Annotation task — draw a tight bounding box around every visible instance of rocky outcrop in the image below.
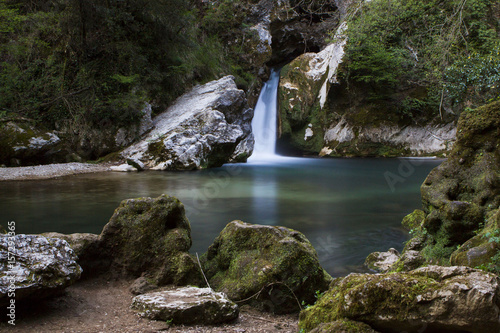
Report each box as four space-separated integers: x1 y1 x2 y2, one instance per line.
0 121 62 166
406 101 500 264
277 13 457 157
299 265 500 333
99 194 201 286
201 220 332 314
0 234 82 306
131 286 239 324
121 76 254 170
277 21 348 154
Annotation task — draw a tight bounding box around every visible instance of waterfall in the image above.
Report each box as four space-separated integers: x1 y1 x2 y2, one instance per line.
248 69 280 161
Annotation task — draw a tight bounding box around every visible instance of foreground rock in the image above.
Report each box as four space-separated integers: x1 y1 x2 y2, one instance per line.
299 265 500 333
131 286 239 324
121 76 254 170
0 234 82 306
99 194 201 286
201 221 332 314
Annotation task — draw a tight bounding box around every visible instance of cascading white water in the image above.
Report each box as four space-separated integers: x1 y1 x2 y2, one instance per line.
248 69 280 161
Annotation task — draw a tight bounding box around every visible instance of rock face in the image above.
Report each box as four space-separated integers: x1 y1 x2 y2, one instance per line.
121 76 254 170
299 265 500 333
277 13 457 157
131 287 239 324
201 221 332 314
99 194 201 286
0 234 82 306
0 121 62 166
411 101 500 264
277 21 349 155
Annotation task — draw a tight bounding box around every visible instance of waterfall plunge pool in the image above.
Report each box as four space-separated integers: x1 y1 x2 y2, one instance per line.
0 157 441 277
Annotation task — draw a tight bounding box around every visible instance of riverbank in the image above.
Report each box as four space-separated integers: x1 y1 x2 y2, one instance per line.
0 163 111 181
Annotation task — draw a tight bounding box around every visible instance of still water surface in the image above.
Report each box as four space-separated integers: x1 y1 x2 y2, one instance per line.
0 157 441 276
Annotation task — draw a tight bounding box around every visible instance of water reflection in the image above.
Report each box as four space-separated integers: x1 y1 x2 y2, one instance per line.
0 158 442 276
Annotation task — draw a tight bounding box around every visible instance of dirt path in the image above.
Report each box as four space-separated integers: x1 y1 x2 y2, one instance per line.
0 277 299 333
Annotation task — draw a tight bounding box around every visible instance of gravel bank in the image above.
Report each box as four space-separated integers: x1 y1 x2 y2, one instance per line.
0 163 111 181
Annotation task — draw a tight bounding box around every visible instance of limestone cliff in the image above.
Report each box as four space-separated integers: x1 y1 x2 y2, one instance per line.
277 12 457 157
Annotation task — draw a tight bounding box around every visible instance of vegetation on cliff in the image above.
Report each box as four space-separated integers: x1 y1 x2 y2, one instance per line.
340 0 500 118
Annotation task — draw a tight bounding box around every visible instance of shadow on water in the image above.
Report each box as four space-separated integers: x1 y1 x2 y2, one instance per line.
0 157 442 277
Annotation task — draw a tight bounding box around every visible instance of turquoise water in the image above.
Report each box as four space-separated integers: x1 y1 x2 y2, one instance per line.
0 157 441 276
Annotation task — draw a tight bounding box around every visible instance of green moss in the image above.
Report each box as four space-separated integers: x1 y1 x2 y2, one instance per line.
201 221 332 314
299 272 439 332
99 194 202 286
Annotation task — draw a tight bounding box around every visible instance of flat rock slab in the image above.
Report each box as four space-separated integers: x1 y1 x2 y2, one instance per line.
131 287 239 325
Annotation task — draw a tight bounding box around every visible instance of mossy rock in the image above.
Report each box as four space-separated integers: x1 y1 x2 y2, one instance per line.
99 194 202 286
201 221 332 314
309 319 379 333
402 209 426 231
299 266 500 333
418 101 500 262
450 209 500 269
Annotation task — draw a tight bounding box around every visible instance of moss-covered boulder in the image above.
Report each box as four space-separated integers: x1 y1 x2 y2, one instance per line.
99 194 201 286
450 209 500 271
299 266 500 333
201 221 332 314
418 101 500 263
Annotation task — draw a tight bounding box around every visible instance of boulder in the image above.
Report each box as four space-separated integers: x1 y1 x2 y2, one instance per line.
131 286 239 324
0 121 62 166
0 234 82 306
99 194 201 286
201 221 332 314
299 265 500 333
121 76 254 170
364 248 400 272
41 232 103 277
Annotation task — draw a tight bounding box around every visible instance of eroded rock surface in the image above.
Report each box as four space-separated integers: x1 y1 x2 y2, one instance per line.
131 286 239 324
121 76 253 170
299 265 500 333
0 234 82 306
